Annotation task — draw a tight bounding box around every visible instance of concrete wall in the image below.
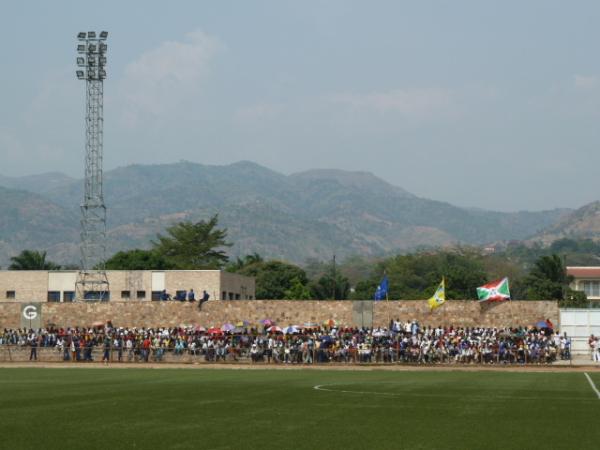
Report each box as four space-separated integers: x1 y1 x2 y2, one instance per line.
0 271 48 301
164 271 221 300
0 300 559 330
220 271 255 300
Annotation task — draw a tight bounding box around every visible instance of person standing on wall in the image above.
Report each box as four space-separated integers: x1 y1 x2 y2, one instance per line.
102 336 111 364
29 334 38 361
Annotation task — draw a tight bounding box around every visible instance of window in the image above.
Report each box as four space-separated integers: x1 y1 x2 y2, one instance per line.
47 291 60 302
151 291 162 301
175 290 187 301
235 293 240 300
582 281 600 298
228 292 234 300
84 291 110 301
121 290 131 300
6 290 15 299
63 291 75 302
222 291 226 301
137 290 146 299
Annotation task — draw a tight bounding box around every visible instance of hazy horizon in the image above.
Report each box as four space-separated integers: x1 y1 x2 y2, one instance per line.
2 1 600 212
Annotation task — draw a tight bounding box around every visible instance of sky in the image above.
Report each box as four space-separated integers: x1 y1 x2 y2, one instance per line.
1 1 600 212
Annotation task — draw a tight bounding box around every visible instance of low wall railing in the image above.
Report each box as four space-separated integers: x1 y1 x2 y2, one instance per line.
0 344 573 366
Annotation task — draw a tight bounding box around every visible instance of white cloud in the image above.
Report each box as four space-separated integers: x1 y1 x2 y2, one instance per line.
328 87 454 118
119 30 222 127
574 75 600 90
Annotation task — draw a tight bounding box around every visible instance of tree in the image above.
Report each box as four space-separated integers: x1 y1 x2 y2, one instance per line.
350 250 488 300
525 254 572 300
152 215 231 269
237 260 309 299
559 289 588 308
9 250 60 270
226 253 264 272
284 277 312 300
104 249 172 270
309 268 351 300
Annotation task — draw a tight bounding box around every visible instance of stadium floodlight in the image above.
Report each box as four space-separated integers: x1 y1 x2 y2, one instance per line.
75 30 110 301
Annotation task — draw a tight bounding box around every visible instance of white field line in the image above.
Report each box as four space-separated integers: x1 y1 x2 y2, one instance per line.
584 373 600 399
313 383 594 402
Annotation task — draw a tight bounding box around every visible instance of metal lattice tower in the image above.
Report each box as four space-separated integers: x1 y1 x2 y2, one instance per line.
75 31 109 301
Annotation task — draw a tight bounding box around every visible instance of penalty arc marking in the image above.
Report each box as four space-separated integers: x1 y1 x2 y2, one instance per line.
313 383 597 402
314 384 401 397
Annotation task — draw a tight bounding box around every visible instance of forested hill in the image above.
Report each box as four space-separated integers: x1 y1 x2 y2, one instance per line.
531 201 600 245
0 161 569 266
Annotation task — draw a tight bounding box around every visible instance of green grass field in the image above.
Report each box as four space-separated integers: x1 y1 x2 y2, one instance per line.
0 368 599 450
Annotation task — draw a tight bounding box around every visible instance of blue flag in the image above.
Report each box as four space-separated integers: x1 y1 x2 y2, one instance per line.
374 275 389 301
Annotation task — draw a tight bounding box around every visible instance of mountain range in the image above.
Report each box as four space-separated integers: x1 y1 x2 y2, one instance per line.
0 161 592 267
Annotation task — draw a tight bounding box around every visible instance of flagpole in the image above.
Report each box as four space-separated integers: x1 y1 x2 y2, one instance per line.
386 290 390 331
509 294 515 329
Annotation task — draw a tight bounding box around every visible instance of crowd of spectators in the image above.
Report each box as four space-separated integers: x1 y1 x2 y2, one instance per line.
0 319 571 365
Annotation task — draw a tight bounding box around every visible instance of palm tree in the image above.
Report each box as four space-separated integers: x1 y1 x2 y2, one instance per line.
9 250 61 270
227 252 264 272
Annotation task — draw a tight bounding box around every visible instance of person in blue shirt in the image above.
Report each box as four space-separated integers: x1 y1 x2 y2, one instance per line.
187 289 195 302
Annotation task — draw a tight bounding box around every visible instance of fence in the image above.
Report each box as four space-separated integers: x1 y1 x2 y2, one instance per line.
559 308 600 356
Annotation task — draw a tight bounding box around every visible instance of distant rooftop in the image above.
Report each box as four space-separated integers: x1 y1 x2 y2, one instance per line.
566 266 600 278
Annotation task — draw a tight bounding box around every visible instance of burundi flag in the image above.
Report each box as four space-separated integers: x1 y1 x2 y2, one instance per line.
477 277 510 302
428 278 445 310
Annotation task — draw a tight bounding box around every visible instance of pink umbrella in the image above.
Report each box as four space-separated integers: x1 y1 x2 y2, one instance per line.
260 319 274 326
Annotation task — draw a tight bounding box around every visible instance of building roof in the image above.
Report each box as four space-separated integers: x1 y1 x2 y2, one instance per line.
566 266 600 278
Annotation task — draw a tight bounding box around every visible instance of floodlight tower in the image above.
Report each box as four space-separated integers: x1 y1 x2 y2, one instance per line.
74 31 110 301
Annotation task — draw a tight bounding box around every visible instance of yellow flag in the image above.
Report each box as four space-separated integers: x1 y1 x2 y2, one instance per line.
428 278 445 310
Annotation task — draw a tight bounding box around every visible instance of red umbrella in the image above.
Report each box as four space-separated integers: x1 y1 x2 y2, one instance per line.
208 327 223 335
267 325 283 333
